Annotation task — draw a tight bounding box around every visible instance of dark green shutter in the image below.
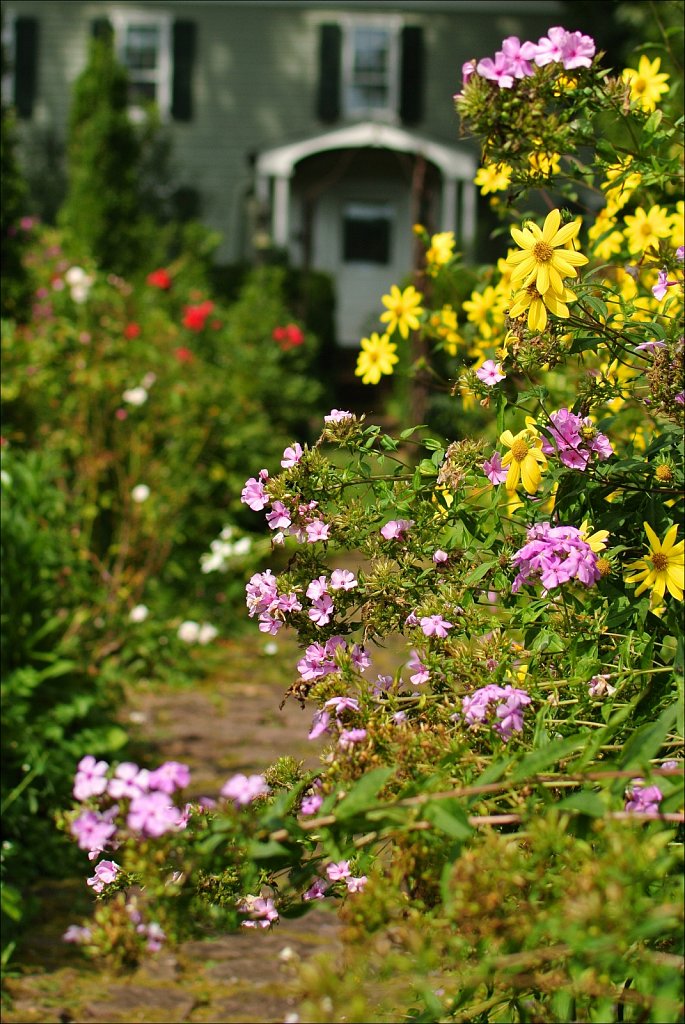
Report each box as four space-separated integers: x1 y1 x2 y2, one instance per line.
317 23 341 123
14 17 38 119
399 25 423 125
171 20 196 121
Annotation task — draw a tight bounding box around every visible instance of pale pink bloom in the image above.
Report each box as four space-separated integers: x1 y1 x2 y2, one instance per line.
303 878 330 901
73 756 109 801
420 615 453 638
432 550 449 564
476 359 506 386
306 575 329 600
281 443 303 468
330 568 357 591
380 519 414 540
482 451 508 485
345 875 368 893
338 728 367 749
326 860 351 881
476 52 515 89
305 520 331 543
221 773 269 805
309 593 335 626
324 409 354 423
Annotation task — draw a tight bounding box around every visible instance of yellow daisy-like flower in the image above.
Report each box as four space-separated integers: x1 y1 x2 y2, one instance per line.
623 204 672 255
355 332 399 385
499 426 547 494
428 305 462 355
425 232 456 276
669 201 684 248
601 158 642 210
380 284 424 339
474 162 513 195
580 520 609 553
462 286 505 339
507 209 588 297
528 151 561 177
624 522 684 601
622 55 670 113
508 282 576 332
588 209 625 262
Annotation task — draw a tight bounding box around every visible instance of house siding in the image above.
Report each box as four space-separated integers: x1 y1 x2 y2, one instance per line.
6 1 562 262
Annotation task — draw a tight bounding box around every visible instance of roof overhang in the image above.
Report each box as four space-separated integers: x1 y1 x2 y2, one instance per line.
256 120 476 181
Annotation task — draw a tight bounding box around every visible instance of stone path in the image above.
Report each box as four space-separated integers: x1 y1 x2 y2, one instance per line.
3 632 343 1024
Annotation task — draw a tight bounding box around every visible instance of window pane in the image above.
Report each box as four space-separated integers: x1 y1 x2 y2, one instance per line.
343 204 392 264
128 80 157 105
353 27 389 75
124 25 159 71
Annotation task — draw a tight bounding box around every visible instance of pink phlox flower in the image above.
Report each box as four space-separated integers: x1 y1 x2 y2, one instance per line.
500 36 537 78
482 451 508 485
394 711 407 724
239 896 279 928
86 859 120 894
380 518 414 540
139 921 166 951
73 755 109 801
635 339 667 354
245 570 279 616
70 810 117 853
309 593 335 626
588 674 616 698
281 443 303 468
345 875 368 893
512 522 600 593
305 519 331 543
300 793 323 815
258 610 284 635
107 761 148 800
303 878 330 901
433 549 449 564
308 708 331 740
624 780 663 816
147 761 191 795
373 674 394 695
276 592 302 615
476 52 515 88
541 409 613 469
461 60 476 86
476 360 506 386
63 925 92 944
338 728 367 749
324 409 354 423
241 474 270 511
220 773 270 805
407 649 431 685
350 644 371 671
675 391 685 404
324 696 360 716
330 568 358 591
652 269 679 301
462 684 530 741
306 575 329 600
405 610 419 627
127 791 185 837
297 642 332 682
420 614 453 638
326 860 352 881
266 501 292 531
532 26 570 66
560 30 595 69
677 246 684 261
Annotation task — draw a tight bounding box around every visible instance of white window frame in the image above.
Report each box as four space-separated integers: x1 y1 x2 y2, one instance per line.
109 8 171 122
340 14 402 123
1 9 17 110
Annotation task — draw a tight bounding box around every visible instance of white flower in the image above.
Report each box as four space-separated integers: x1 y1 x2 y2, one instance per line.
131 484 150 503
122 386 148 406
129 604 149 623
65 266 89 286
198 623 218 645
177 620 200 643
141 372 157 389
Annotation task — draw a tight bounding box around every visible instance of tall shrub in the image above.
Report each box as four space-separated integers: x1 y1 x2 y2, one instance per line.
58 26 145 276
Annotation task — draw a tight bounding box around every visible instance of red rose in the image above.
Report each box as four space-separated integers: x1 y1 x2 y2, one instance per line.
182 300 214 331
174 346 194 363
147 268 172 289
124 323 141 339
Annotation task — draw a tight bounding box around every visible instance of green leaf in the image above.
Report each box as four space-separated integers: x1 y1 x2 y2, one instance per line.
511 735 589 783
617 702 678 770
335 766 394 820
557 790 605 817
461 561 495 585
422 798 473 839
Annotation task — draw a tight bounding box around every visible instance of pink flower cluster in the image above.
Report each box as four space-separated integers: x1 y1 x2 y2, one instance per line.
461 684 532 741
70 757 192 857
511 523 601 594
241 465 331 544
238 895 279 929
465 26 595 91
245 568 302 634
541 409 613 470
297 635 369 685
220 773 269 805
303 862 367 900
624 779 663 816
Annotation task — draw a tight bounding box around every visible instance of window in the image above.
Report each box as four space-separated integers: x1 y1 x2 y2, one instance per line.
110 11 171 119
342 18 400 120
342 202 393 264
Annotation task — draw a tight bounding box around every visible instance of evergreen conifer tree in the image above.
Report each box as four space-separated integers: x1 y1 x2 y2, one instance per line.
58 25 145 276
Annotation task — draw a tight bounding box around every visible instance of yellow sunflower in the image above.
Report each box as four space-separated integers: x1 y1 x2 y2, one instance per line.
425 232 456 276
355 332 399 385
507 209 588 297
623 205 672 255
622 55 670 113
499 426 547 494
474 162 513 195
624 523 684 601
380 284 424 339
